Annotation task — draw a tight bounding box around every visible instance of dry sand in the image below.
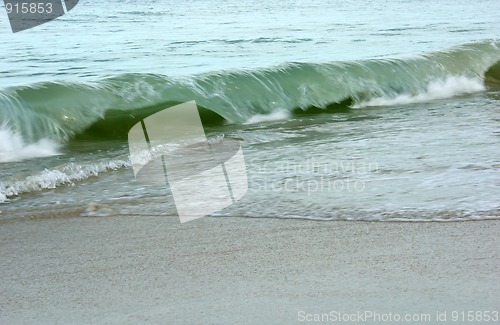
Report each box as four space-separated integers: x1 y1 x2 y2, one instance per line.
0 215 498 324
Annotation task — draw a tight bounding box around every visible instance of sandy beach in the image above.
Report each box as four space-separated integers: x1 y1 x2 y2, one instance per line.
0 215 498 324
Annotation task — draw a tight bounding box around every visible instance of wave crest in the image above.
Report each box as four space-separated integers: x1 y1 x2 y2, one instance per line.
0 41 499 145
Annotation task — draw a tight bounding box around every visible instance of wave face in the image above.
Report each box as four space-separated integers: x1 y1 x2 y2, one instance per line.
1 41 499 147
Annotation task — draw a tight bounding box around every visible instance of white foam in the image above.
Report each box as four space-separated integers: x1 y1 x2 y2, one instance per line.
244 110 291 124
0 160 130 203
355 75 485 108
0 126 61 163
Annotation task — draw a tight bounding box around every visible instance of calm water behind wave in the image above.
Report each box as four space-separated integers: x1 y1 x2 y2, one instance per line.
1 0 499 86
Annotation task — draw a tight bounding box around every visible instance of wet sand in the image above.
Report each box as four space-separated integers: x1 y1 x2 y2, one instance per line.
0 215 498 324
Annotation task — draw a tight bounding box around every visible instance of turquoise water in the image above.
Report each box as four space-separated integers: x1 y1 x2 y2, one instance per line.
0 0 499 220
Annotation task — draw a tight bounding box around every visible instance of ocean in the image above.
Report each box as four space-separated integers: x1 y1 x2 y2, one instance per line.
1 0 499 221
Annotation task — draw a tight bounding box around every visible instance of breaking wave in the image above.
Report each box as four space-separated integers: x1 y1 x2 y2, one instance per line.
0 125 60 163
0 40 499 149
